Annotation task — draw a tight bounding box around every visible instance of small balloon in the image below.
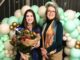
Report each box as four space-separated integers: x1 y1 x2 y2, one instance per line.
1 18 8 24
0 24 10 34
31 5 39 13
14 9 22 18
8 16 18 25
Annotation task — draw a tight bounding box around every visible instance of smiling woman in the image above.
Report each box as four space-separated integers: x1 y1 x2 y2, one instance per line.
41 2 63 60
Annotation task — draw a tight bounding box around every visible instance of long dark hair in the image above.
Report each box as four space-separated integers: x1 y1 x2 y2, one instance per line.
20 9 37 28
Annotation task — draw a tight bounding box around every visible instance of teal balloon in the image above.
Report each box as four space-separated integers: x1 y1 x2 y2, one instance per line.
70 57 80 60
3 57 12 60
60 14 65 20
70 48 80 58
0 35 9 42
77 35 80 41
60 20 65 26
70 29 79 39
75 12 80 18
1 18 8 24
73 18 80 26
31 5 39 13
8 16 18 25
35 14 40 23
18 16 23 24
38 17 45 27
0 51 5 58
58 7 64 16
0 41 4 51
64 21 76 33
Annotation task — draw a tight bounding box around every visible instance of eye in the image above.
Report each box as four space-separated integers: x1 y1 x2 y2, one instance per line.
48 10 55 13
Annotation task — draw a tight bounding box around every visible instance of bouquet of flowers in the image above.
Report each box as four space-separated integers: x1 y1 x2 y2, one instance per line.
10 29 40 54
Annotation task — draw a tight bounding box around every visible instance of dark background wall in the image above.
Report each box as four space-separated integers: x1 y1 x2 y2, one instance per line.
0 0 80 21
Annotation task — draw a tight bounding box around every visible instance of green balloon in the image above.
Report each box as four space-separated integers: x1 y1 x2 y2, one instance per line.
75 12 80 18
64 20 76 33
70 48 80 58
77 35 80 41
0 51 5 59
8 16 18 25
70 29 79 39
38 17 45 27
3 57 12 60
1 35 9 42
58 7 64 16
70 57 80 60
0 41 4 51
18 16 23 24
73 18 80 26
35 14 40 23
31 5 39 13
1 18 8 24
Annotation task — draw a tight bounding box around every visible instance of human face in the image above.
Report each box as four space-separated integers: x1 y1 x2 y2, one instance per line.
26 12 34 24
47 6 56 20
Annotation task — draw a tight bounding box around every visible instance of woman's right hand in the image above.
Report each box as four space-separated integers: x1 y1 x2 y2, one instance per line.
41 48 48 59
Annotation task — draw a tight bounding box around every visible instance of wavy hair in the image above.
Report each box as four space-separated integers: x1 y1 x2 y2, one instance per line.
45 2 60 21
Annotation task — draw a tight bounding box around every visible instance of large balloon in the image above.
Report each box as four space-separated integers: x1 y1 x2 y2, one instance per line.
21 5 31 15
31 5 39 13
14 9 22 18
1 18 8 24
70 29 79 39
0 24 10 34
64 10 76 20
64 20 76 33
38 6 46 18
70 48 80 60
7 16 18 25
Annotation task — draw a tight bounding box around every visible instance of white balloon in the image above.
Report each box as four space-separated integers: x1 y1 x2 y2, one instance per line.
14 9 22 18
66 39 76 48
0 24 10 34
65 9 76 20
64 56 69 60
64 47 71 56
21 5 31 15
38 6 46 18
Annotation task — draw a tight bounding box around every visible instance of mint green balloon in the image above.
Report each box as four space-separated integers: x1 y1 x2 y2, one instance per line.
38 17 45 27
58 7 64 16
64 21 76 33
8 16 18 25
35 14 40 23
31 5 39 13
73 18 80 26
0 41 4 51
77 35 80 41
3 57 12 60
70 57 80 60
1 18 8 24
0 51 5 58
60 20 65 26
75 12 80 18
70 29 79 39
60 14 65 20
18 16 23 24
70 48 80 58
0 35 9 42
